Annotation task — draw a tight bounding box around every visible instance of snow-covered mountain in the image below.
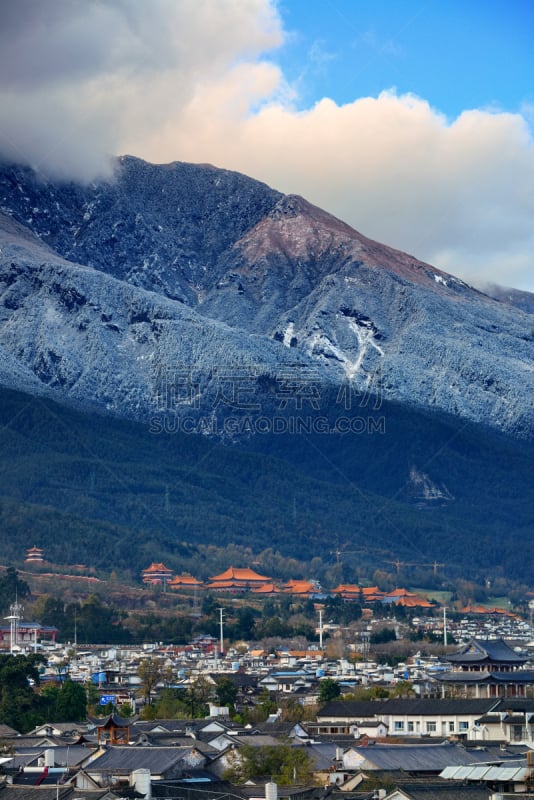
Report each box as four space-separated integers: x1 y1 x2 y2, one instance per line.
0 155 532 440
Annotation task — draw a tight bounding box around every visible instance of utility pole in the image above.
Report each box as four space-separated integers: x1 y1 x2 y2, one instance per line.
318 609 324 650
218 607 225 658
443 606 448 647
5 600 23 654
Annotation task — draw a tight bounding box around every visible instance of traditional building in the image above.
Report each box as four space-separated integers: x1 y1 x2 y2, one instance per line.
141 562 174 586
0 620 58 649
435 638 534 698
382 588 434 608
92 713 132 745
25 545 44 563
282 579 319 597
331 584 362 600
251 582 281 594
167 574 203 591
360 586 386 603
206 566 272 593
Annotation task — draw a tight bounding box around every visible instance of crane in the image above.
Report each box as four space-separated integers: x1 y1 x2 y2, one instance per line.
385 559 446 576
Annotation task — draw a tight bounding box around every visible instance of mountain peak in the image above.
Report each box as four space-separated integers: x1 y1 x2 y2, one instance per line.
0 155 532 440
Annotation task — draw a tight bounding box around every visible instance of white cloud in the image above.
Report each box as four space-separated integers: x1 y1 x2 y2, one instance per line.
0 0 532 292
0 0 283 180
137 85 534 292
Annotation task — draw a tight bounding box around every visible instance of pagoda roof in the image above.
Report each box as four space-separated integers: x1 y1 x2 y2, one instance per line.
361 586 384 596
90 713 133 729
397 595 434 607
205 579 248 589
251 582 281 594
331 584 361 594
384 588 419 598
460 604 493 614
168 575 203 587
208 566 271 582
142 562 173 574
445 638 528 665
283 580 316 594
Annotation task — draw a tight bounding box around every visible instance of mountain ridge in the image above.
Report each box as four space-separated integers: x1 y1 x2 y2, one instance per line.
0 155 532 440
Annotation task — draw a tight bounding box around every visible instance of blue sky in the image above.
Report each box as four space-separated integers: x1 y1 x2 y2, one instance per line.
276 0 534 119
0 0 532 290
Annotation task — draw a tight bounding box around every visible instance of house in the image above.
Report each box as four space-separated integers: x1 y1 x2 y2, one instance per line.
377 699 500 739
338 741 523 778
472 698 534 742
258 670 317 695
315 698 504 739
314 700 385 735
0 787 120 800
0 724 20 738
3 745 91 783
77 745 206 787
0 622 58 649
28 723 89 739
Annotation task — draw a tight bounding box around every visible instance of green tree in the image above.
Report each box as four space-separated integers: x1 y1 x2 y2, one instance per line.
71 595 129 644
154 688 191 718
0 568 30 614
318 678 341 704
223 743 314 785
86 682 101 715
249 687 278 723
215 676 238 713
0 653 44 733
56 679 87 720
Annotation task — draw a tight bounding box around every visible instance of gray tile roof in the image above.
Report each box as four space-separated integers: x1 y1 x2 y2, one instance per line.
445 638 528 664
318 698 497 719
347 742 522 772
385 782 491 798
86 745 195 774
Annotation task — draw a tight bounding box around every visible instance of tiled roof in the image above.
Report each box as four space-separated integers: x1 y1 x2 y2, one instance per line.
283 580 316 594
208 566 272 582
251 582 281 593
445 638 528 664
318 698 498 719
86 745 194 773
332 584 361 593
1 788 74 800
167 575 202 587
384 782 492 798
350 741 518 772
142 563 173 574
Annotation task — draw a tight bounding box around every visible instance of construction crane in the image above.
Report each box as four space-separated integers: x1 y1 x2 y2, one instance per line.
385 559 446 576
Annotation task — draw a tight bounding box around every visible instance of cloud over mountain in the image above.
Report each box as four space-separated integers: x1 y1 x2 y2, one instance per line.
0 0 532 290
